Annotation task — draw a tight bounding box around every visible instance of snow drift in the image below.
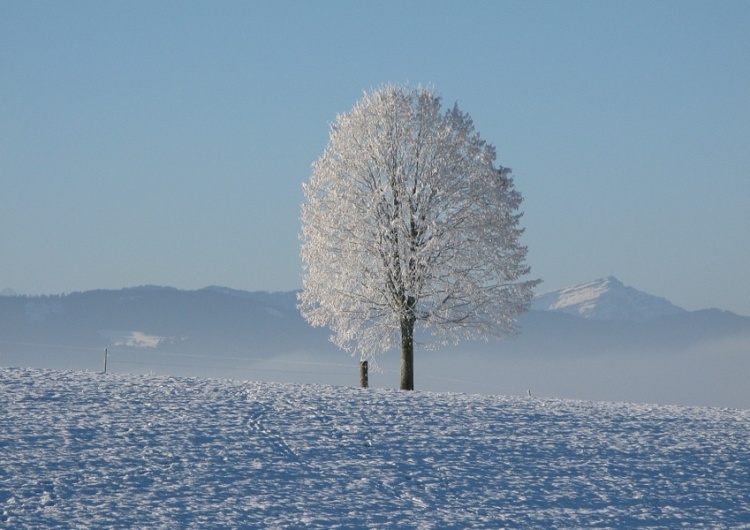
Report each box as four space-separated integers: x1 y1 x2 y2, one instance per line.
1 367 749 528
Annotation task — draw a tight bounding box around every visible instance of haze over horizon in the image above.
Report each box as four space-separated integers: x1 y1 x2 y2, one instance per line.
2 1 749 315
2 278 749 408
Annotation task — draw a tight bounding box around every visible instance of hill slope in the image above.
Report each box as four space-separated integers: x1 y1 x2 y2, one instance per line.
1 367 749 528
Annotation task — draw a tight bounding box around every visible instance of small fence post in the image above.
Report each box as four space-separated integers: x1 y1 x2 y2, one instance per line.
359 360 368 388
103 348 108 373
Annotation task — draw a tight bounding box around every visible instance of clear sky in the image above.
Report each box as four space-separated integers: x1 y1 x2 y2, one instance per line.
2 1 749 315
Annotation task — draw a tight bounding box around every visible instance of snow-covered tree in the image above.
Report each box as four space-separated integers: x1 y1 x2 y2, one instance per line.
299 85 539 390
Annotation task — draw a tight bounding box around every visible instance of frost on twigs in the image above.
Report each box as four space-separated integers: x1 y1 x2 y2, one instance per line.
299 84 539 384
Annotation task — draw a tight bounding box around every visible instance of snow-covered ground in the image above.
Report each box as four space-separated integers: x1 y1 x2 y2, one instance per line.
2 367 749 529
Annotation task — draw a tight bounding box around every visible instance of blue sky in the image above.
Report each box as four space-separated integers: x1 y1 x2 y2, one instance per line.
2 1 749 315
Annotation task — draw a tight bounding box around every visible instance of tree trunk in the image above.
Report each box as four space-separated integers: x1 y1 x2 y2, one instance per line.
400 314 415 390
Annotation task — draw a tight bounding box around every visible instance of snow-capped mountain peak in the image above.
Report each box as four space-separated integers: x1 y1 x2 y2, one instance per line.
531 276 686 321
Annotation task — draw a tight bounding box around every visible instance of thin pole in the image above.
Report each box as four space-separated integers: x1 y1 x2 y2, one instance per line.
359 360 368 388
103 348 108 373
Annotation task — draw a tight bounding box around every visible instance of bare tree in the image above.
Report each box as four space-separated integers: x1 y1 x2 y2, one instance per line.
299 85 539 390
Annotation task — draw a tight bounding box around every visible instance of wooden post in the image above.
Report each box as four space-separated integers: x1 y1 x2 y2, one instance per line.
103 348 108 373
359 360 368 388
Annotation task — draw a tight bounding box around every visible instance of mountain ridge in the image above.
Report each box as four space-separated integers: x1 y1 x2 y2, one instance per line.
532 276 688 321
2 279 749 407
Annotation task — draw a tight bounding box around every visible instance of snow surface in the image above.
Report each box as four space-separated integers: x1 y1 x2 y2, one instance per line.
2 367 749 529
532 276 687 321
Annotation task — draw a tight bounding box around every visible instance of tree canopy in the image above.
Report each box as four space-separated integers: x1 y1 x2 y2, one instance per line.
299 85 539 389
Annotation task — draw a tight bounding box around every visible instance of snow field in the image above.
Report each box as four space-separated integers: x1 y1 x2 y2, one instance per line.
1 367 749 529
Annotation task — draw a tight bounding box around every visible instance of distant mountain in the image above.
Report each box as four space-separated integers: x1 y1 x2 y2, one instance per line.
532 276 687 321
0 286 339 375
1 281 749 407
0 288 17 297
